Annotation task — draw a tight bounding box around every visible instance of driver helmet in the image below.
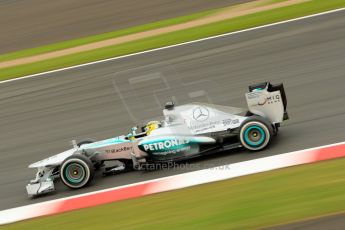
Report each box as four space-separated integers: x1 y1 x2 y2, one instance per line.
145 121 161 135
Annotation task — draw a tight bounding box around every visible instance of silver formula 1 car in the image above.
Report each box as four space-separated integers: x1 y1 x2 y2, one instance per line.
26 82 288 197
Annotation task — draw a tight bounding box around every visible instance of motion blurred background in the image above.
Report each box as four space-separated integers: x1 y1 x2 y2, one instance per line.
0 0 344 229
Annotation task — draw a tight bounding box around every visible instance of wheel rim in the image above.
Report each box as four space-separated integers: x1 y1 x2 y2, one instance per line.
64 163 86 184
244 125 265 147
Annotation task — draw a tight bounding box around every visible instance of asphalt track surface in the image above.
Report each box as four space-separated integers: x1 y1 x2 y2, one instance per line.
0 0 251 53
1 10 345 214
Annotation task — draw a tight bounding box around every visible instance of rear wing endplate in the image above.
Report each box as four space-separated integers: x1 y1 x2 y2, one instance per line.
246 82 288 123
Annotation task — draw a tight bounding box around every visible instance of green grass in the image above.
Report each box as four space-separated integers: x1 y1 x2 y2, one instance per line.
3 158 345 230
0 8 218 63
0 0 287 63
1 0 345 81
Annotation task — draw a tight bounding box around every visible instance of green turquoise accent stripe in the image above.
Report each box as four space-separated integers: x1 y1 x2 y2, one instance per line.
140 137 207 145
82 137 129 149
244 125 265 146
65 163 85 184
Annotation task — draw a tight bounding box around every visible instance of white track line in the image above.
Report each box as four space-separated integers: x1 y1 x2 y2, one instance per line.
1 7 345 85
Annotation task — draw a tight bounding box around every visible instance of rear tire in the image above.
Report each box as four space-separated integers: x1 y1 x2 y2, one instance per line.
239 117 272 151
60 155 94 189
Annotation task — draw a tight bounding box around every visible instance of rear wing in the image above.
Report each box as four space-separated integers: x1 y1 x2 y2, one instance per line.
246 82 288 123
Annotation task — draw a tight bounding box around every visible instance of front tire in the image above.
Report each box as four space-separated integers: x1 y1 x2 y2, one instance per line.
239 117 272 151
77 139 94 147
60 155 94 189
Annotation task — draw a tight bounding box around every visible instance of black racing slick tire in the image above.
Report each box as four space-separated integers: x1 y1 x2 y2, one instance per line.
77 139 94 147
60 155 94 189
239 116 273 151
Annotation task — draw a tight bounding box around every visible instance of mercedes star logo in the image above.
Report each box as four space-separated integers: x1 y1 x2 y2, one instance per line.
193 106 209 122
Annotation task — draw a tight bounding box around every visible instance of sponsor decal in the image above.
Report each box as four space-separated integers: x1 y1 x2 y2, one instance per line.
258 95 281 106
222 118 239 126
190 118 239 133
193 106 209 122
105 146 132 154
190 120 221 131
143 139 190 151
153 146 192 155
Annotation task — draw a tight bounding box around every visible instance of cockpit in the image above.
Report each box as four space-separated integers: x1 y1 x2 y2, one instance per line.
126 120 163 140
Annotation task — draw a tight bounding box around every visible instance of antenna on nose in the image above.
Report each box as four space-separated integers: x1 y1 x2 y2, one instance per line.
164 100 174 110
